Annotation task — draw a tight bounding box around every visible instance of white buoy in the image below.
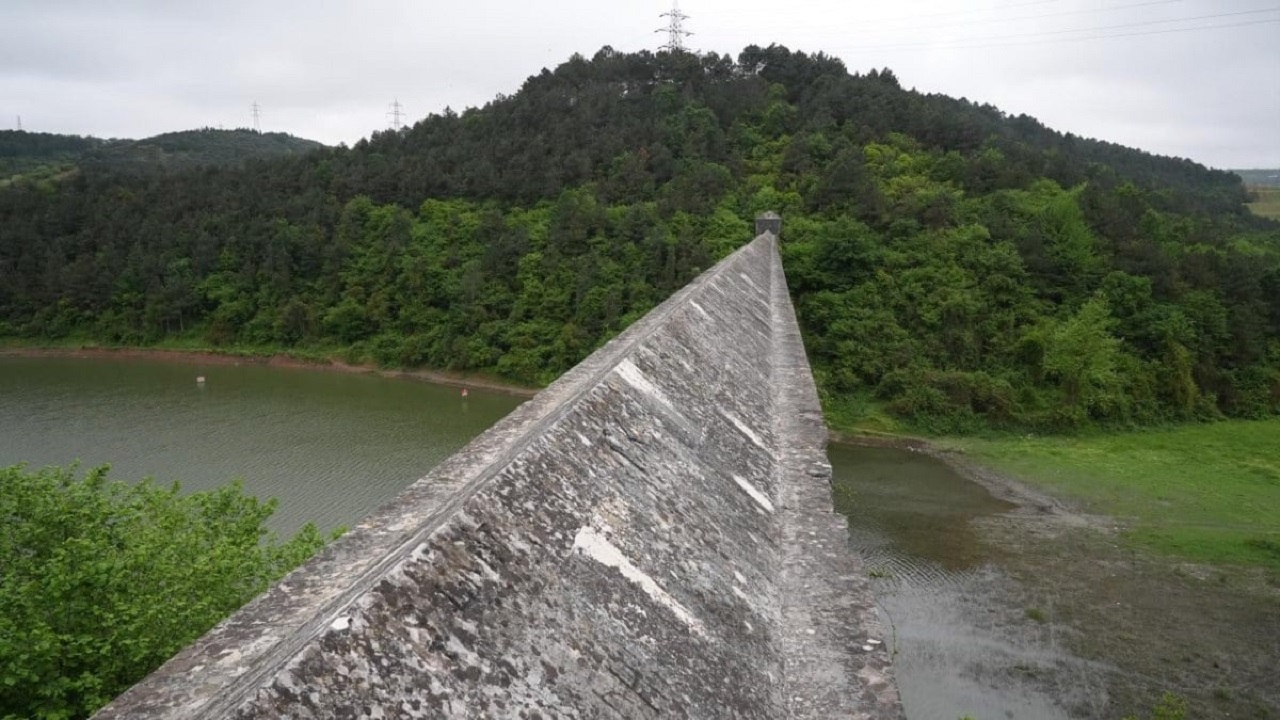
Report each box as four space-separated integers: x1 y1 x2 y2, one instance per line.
196 376 206 384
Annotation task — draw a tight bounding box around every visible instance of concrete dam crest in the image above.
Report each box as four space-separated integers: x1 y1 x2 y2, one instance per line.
95 216 903 719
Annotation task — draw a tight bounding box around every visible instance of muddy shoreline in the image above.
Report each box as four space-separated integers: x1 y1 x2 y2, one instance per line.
0 346 541 399
830 430 1280 718
829 430 1085 521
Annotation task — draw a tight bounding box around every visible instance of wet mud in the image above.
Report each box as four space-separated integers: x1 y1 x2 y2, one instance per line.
829 440 1280 719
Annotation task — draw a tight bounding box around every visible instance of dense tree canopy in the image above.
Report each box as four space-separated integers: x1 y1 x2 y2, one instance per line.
1 45 1276 430
1 128 321 184
0 131 104 178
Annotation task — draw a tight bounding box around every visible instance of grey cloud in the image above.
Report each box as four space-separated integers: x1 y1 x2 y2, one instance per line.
1 0 1276 166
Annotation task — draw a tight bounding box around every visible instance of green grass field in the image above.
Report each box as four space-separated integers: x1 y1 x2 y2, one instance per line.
1246 186 1280 220
951 419 1280 569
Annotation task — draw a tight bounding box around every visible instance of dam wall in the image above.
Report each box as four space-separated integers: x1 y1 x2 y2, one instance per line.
94 223 901 719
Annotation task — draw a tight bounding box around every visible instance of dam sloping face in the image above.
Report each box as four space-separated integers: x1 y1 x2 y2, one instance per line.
95 227 901 719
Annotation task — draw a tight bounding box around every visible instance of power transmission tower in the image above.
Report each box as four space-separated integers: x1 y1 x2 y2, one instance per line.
656 1 693 52
388 99 405 131
15 115 21 131
251 101 261 132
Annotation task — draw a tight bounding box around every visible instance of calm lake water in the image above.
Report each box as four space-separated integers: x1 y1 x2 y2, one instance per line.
830 444 1097 720
0 356 524 536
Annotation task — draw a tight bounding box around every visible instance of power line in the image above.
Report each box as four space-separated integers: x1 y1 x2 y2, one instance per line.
251 101 261 132
840 6 1280 51
873 0 1062 24
948 0 1189 27
388 98 405 131
727 0 1061 29
800 0 1190 39
957 16 1274 48
656 1 693 52
885 16 1280 51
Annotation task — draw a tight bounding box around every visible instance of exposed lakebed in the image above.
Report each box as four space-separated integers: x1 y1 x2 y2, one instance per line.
830 442 1280 719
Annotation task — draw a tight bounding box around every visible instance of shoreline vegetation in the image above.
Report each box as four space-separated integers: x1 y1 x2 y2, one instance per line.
949 421 1280 571
832 422 1280 573
0 464 333 720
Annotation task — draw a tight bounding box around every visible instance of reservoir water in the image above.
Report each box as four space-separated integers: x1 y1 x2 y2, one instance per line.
0 356 524 536
6 356 1273 717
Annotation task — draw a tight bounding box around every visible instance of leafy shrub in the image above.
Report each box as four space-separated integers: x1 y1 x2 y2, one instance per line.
0 465 333 720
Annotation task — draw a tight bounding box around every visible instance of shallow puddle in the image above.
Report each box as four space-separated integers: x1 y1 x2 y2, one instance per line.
829 444 1102 720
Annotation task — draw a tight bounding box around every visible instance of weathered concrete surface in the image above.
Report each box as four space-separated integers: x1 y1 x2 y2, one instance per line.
94 228 901 719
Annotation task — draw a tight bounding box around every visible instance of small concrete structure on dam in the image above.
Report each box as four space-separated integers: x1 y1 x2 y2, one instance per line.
94 217 903 719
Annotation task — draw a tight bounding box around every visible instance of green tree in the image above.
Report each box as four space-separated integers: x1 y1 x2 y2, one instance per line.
1039 296 1124 419
0 465 334 720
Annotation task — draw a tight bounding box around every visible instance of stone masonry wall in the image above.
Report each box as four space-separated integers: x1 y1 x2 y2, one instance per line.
93 228 901 719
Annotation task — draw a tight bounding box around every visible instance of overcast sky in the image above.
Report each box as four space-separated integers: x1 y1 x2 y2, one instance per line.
2 0 1277 168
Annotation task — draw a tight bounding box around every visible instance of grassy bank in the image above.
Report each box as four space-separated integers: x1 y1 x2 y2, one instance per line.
1247 186 1280 220
949 419 1280 570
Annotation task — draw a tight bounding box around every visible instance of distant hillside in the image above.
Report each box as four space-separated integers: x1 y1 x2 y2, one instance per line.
0 128 323 183
1234 169 1280 187
0 131 105 181
82 128 324 173
1234 170 1280 221
1 45 1276 432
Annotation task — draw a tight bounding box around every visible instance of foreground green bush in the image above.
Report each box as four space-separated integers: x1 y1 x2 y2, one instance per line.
0 465 333 720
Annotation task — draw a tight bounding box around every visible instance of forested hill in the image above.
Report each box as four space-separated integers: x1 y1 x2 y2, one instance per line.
1 45 1277 431
1 128 322 181
81 129 324 173
0 131 105 180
